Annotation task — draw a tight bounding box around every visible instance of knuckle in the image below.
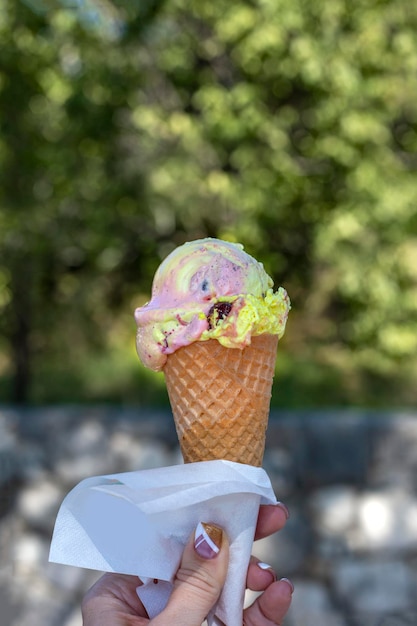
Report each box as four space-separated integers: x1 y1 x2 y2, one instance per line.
175 565 221 597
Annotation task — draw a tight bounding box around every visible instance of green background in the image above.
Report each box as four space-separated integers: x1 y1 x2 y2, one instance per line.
1 0 416 408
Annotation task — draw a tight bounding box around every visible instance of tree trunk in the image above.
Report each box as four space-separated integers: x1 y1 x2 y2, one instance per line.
9 260 31 405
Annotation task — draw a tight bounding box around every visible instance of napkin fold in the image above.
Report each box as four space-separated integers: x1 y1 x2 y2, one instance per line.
49 460 277 625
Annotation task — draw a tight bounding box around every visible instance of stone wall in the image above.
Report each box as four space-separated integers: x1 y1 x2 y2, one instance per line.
1 406 417 626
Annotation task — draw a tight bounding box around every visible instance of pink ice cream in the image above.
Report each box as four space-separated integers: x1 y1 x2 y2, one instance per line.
134 238 290 371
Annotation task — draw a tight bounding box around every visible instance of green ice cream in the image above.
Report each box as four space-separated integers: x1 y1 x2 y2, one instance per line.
134 238 290 371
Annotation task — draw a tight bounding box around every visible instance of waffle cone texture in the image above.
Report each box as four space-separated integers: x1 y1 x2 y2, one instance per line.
164 334 278 466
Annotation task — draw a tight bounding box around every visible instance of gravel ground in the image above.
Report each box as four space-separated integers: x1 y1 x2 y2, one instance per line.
1 406 417 626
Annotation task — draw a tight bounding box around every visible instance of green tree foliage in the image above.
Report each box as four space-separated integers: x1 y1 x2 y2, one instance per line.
0 0 416 405
0 0 163 401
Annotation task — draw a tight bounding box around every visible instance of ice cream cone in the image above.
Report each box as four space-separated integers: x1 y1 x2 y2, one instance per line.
164 334 278 466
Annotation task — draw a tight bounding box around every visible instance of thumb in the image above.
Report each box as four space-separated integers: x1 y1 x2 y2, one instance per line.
152 522 229 626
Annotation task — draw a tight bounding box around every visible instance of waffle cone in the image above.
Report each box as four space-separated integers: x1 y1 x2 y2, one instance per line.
164 334 278 466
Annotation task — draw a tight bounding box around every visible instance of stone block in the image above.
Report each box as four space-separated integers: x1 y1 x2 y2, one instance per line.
287 580 346 626
299 414 370 488
334 559 414 614
352 488 417 552
17 478 64 533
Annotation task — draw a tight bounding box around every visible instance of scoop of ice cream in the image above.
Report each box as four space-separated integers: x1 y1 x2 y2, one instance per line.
135 238 290 371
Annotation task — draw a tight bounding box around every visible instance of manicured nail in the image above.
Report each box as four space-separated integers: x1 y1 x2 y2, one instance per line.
276 501 290 519
258 562 276 581
280 577 294 594
257 562 273 571
194 522 223 559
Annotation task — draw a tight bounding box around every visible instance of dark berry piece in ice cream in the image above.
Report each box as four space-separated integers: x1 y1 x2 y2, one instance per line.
207 302 233 329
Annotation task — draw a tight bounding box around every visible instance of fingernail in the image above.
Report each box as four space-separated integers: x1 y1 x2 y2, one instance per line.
257 562 273 570
194 522 223 559
276 501 290 519
258 562 276 581
280 577 294 594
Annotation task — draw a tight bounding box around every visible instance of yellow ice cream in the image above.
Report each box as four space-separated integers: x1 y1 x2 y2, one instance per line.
134 238 290 371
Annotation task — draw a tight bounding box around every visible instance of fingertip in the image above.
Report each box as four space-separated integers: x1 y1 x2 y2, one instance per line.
247 559 276 591
276 501 290 520
243 577 294 624
278 577 295 597
255 503 289 540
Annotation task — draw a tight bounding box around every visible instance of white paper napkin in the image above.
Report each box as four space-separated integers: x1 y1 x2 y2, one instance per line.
49 460 277 625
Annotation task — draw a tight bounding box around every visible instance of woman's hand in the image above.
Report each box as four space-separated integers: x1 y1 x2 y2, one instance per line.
82 503 293 626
